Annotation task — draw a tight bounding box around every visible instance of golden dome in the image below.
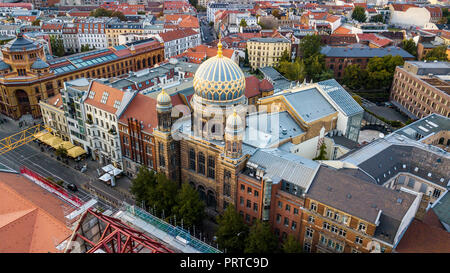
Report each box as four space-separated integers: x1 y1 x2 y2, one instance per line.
156 89 171 108
193 39 245 104
225 110 243 134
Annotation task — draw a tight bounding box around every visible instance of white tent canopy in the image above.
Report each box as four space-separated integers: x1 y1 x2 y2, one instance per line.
102 164 122 176
99 173 112 182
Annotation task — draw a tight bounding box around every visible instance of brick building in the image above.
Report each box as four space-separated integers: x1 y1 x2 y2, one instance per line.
320 45 414 79
389 61 450 119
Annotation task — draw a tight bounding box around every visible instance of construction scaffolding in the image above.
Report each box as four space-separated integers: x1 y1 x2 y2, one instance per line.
0 124 51 155
64 208 174 253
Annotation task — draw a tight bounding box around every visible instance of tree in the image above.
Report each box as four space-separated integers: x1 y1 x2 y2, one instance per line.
364 55 404 90
55 147 68 158
272 9 281 19
313 143 327 160
239 18 247 28
280 49 291 62
299 34 322 59
277 58 306 82
424 45 448 61
130 166 157 207
215 205 249 253
32 19 41 26
111 11 126 21
343 64 367 90
152 173 178 217
244 220 279 254
352 6 367 23
50 35 65 57
282 235 302 253
401 39 417 58
172 183 205 229
244 48 250 67
370 14 384 23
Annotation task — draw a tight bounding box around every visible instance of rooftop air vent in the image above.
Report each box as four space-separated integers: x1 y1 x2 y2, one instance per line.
347 194 352 199
397 198 403 204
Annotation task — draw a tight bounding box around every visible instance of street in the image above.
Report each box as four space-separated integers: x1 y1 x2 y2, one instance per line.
0 115 135 211
200 18 215 44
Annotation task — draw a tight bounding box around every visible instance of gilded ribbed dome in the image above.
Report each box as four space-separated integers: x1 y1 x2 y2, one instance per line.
225 110 243 135
193 40 245 104
156 89 171 109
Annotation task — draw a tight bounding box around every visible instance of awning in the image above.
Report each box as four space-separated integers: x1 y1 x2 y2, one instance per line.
37 133 52 142
59 141 75 150
42 136 60 146
34 131 49 139
48 137 63 148
102 164 122 176
99 173 112 182
66 146 87 158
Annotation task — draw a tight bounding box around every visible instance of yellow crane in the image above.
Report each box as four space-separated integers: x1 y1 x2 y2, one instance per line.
0 124 52 155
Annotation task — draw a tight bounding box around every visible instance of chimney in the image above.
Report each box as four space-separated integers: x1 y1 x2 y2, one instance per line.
414 193 430 221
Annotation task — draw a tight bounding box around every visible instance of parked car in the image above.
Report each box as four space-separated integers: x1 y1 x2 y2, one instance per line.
67 183 78 192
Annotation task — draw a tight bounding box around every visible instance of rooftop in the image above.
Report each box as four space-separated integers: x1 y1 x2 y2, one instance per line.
0 171 73 253
320 45 414 58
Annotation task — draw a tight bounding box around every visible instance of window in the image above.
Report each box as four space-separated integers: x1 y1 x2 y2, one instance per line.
254 190 259 197
207 156 215 179
323 222 330 230
253 203 258 212
294 208 299 215
308 216 315 223
241 184 245 191
276 214 281 223
303 242 311 253
284 217 289 227
326 209 333 218
188 149 195 170
291 221 297 230
355 236 363 245
358 223 366 233
433 188 441 198
334 213 340 222
247 186 252 195
247 200 251 208
310 203 317 211
306 228 313 238
240 197 244 206
245 214 250 223
197 152 205 175
223 182 231 197
285 204 290 212
407 178 415 188
278 201 282 209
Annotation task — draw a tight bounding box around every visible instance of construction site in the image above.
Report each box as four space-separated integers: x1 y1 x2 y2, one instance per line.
0 122 221 254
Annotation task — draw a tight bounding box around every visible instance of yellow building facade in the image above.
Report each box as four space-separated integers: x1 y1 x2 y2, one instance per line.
247 37 291 70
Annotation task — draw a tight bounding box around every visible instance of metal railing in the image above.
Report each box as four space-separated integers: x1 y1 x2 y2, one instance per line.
124 203 222 253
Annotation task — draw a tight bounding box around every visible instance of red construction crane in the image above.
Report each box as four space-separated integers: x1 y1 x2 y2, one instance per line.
65 208 174 253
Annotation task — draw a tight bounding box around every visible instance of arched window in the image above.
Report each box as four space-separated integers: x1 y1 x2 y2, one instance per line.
189 148 196 170
198 152 205 175
207 156 215 179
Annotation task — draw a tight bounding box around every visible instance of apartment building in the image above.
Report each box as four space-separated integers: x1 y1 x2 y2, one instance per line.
158 28 201 60
390 61 450 119
39 93 70 141
106 19 145 47
118 93 158 177
247 37 291 70
76 19 108 50
84 79 137 169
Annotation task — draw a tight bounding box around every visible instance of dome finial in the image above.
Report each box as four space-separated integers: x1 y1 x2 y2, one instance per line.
217 33 223 58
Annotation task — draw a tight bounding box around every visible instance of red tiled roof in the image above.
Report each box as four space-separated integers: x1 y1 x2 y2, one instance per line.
159 28 198 42
259 79 273 92
85 81 125 114
0 172 73 253
245 76 261 98
334 26 352 34
357 33 393 47
119 93 157 134
391 4 417 12
47 93 63 109
395 212 450 253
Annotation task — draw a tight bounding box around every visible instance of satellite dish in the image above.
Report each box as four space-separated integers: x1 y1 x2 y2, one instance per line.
379 133 385 138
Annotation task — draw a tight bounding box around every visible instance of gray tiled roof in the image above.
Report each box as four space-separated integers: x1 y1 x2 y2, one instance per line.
308 165 416 241
342 135 450 187
248 148 319 189
316 79 364 116
284 87 337 123
320 45 414 58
